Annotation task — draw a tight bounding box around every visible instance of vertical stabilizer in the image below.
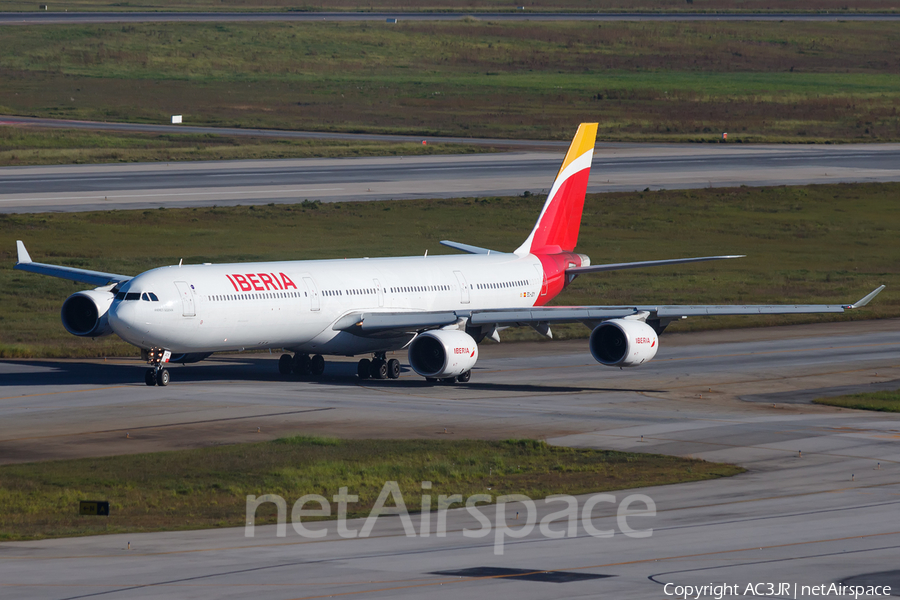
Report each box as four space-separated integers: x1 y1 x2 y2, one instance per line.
514 123 598 256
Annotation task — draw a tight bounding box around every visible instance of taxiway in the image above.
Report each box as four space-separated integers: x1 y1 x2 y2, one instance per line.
1 320 899 599
2 144 900 213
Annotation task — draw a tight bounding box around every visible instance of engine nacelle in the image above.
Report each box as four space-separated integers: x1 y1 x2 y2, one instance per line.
589 319 659 367
61 290 115 337
408 330 479 378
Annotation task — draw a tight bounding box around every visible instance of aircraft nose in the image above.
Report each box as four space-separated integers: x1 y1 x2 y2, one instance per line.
108 299 139 336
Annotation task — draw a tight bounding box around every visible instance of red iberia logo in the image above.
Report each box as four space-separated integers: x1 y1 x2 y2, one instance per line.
226 273 298 292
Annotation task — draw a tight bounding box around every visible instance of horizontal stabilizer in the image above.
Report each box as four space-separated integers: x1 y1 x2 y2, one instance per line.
439 240 500 255
568 255 744 274
14 241 131 286
843 285 885 309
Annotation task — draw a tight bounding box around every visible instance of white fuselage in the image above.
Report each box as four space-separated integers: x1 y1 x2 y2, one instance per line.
107 252 546 356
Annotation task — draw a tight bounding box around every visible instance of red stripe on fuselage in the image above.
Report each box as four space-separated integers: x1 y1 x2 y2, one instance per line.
532 251 585 307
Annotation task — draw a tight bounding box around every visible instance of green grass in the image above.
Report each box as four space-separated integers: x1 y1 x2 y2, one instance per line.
813 390 900 412
0 0 895 12
1 21 899 142
0 437 743 541
1 181 897 358
0 127 490 166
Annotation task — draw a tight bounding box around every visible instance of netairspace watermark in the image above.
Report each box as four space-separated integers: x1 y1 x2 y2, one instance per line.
244 480 656 555
663 583 893 600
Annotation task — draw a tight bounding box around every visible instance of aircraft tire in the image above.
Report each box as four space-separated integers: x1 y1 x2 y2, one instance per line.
457 370 471 383
278 354 293 375
357 359 371 379
387 359 401 379
144 369 156 386
156 368 170 387
292 354 310 376
425 377 438 384
371 359 388 380
310 354 325 377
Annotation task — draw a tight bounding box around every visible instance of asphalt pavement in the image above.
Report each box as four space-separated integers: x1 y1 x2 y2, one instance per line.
1 320 899 599
2 143 899 213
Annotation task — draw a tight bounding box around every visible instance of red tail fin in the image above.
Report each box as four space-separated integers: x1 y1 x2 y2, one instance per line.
515 123 598 256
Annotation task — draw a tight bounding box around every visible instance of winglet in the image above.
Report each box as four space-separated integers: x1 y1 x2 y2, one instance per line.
844 285 885 309
16 240 32 264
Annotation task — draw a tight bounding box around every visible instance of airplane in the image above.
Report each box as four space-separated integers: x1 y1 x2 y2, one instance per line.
14 123 884 387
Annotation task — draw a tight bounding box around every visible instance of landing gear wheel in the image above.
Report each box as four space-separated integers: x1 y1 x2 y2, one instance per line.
144 369 156 387
387 359 401 379
370 359 388 380
292 354 310 376
156 368 170 387
310 354 325 377
278 354 293 375
357 359 371 380
425 377 438 383
457 370 471 383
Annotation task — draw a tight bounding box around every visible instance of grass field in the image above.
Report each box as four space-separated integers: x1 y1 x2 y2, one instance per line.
813 390 900 412
0 127 489 166
0 181 896 358
1 21 898 144
0 0 896 12
0 436 743 541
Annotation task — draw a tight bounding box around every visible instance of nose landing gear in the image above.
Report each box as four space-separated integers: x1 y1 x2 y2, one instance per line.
143 348 171 386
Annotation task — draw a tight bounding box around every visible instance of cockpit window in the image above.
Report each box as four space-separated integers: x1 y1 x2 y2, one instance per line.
141 293 150 301
148 292 159 301
115 292 126 300
124 292 141 301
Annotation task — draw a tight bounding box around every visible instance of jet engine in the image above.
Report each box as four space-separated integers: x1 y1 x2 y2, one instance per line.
408 330 478 379
61 290 115 337
589 319 659 367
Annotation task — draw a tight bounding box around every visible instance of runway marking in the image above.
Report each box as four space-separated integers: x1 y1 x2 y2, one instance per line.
0 407 335 443
0 384 132 403
0 188 344 203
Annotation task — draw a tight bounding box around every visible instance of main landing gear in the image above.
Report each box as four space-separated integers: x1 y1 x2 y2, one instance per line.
144 348 170 387
278 353 326 378
425 371 471 385
357 353 401 381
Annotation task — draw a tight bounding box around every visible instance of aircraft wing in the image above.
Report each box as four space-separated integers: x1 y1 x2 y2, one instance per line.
334 286 884 336
14 241 132 286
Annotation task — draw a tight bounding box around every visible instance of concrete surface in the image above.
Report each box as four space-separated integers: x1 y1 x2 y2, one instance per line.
2 144 899 213
1 319 899 598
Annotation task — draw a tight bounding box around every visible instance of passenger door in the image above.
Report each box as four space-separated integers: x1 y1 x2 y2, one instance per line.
174 281 196 317
374 278 384 308
302 276 320 311
454 271 470 304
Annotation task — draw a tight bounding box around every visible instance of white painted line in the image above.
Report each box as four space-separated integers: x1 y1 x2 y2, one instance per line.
0 188 345 203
